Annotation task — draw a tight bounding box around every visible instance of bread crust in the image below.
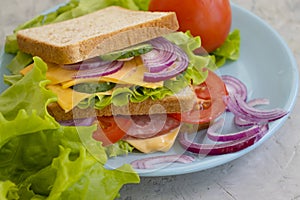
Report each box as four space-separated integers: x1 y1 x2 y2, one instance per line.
17 6 179 64
47 87 197 121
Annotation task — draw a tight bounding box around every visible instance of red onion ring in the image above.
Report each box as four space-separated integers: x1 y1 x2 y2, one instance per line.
141 38 177 73
144 37 189 82
143 43 189 82
221 75 247 102
63 57 113 70
234 98 270 126
72 61 124 79
207 118 262 142
131 154 195 169
178 124 269 155
225 95 288 123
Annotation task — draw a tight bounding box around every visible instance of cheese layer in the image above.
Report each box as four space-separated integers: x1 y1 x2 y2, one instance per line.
21 57 164 112
125 126 180 153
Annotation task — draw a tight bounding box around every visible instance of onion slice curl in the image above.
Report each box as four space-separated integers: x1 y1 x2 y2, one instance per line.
141 37 177 73
234 98 270 126
142 37 189 82
224 94 288 124
63 57 113 70
178 124 269 156
131 154 195 169
72 61 124 79
221 75 247 102
207 118 263 142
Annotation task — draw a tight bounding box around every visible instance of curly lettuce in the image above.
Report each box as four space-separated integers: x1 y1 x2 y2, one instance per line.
0 181 19 200
211 29 241 67
0 57 139 199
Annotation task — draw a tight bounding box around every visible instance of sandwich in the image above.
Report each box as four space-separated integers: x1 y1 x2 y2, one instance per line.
15 6 226 154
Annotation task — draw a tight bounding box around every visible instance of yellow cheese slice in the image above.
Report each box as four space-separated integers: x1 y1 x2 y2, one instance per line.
21 58 165 112
125 126 180 153
21 58 164 89
62 58 163 89
47 84 112 112
21 62 72 85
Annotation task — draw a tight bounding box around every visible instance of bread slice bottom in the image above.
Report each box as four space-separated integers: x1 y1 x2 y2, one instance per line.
47 86 197 121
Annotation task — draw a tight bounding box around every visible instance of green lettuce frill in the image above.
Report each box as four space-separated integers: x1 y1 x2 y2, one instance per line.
0 57 139 200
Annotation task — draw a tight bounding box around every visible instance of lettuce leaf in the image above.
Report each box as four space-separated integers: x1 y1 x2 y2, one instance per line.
0 57 139 199
0 57 59 148
164 31 213 85
132 0 151 10
105 140 135 157
5 52 33 75
0 181 19 200
16 146 139 200
211 29 241 67
77 82 184 110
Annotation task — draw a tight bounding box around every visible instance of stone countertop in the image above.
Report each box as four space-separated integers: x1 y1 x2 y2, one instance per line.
0 0 299 199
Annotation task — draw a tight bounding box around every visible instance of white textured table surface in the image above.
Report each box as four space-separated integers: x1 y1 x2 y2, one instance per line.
1 0 300 199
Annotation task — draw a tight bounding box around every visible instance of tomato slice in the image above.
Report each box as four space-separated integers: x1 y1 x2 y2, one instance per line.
126 114 181 139
170 70 228 125
92 116 131 146
93 114 180 145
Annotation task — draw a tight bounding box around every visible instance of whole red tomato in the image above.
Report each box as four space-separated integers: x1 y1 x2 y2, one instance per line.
149 0 232 52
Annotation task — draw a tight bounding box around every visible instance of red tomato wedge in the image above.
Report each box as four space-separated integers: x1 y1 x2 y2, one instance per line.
170 70 228 125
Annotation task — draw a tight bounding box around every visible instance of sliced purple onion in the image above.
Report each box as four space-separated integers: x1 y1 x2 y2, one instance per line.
142 37 189 82
246 98 270 107
141 49 177 73
178 124 269 155
141 37 178 73
221 75 247 102
73 61 124 79
225 95 288 123
234 98 270 126
63 57 113 70
207 118 262 142
143 44 189 82
131 154 195 169
58 117 96 126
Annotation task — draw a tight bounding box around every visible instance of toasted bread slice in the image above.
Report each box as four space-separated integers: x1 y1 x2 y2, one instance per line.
47 87 197 121
17 6 179 64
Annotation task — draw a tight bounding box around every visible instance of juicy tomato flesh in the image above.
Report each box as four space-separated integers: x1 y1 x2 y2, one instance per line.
92 116 131 146
125 114 181 139
93 114 180 145
149 0 232 52
170 70 228 124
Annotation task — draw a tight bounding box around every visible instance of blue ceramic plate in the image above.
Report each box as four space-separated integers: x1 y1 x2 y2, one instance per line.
0 3 298 177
